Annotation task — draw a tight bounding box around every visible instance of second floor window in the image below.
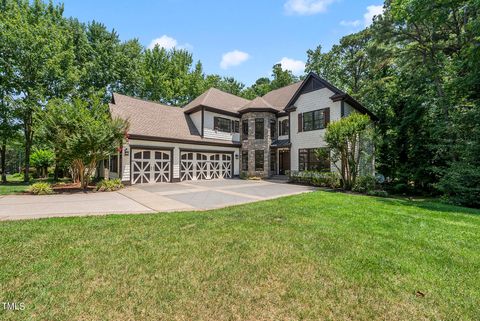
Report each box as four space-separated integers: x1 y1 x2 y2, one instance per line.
242 120 248 140
298 108 330 132
214 117 239 133
270 119 276 139
214 117 231 132
279 119 289 136
255 118 264 139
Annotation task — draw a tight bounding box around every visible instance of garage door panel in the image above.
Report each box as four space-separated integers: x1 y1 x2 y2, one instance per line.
132 149 171 184
180 151 232 181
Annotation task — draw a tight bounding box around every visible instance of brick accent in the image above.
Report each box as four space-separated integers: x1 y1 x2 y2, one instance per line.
239 112 276 178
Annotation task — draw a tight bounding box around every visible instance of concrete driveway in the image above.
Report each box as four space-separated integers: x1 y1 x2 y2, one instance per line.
0 179 315 221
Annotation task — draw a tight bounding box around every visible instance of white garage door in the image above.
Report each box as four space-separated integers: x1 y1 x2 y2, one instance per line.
131 149 171 184
180 151 232 181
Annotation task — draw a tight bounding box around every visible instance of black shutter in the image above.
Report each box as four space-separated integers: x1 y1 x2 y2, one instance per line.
324 108 330 128
298 113 303 132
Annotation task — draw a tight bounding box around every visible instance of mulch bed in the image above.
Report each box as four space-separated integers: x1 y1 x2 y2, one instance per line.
51 182 97 194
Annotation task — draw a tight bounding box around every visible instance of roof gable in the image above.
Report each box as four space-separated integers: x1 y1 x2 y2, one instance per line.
182 88 250 115
284 72 378 120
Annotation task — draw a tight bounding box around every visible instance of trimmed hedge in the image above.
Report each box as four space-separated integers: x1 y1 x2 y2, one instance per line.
287 170 341 189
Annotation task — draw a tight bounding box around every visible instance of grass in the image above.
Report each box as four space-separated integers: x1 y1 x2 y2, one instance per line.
0 174 31 195
0 174 72 195
0 191 479 320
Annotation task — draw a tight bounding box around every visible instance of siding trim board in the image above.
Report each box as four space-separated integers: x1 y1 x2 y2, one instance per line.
128 134 241 148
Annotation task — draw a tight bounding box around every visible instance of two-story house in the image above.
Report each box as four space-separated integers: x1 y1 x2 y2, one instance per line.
108 72 377 185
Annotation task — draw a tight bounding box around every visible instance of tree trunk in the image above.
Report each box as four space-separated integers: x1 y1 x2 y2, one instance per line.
1 141 6 184
23 112 33 182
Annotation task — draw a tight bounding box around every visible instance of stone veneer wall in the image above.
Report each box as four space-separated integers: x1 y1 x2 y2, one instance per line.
240 111 276 178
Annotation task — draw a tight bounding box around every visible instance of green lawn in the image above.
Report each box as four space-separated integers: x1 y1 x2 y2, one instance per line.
0 191 479 320
0 174 31 195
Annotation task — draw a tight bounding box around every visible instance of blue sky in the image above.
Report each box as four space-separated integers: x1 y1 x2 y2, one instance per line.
56 0 383 86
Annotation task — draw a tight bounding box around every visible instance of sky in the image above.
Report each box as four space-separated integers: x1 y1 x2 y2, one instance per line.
55 0 384 86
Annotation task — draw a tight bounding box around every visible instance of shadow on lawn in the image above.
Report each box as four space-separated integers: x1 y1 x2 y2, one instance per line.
374 196 480 216
317 187 480 216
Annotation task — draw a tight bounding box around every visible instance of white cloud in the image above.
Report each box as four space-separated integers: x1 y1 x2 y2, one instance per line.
340 20 361 27
284 0 336 15
220 50 250 69
363 5 384 26
278 57 305 75
148 35 192 50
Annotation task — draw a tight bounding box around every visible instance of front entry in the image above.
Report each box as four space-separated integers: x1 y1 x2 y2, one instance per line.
279 150 290 175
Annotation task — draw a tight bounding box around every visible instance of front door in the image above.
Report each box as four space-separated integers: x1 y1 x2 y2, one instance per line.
279 150 290 175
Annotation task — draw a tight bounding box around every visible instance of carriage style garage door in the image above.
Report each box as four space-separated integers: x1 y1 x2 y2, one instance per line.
131 149 171 184
180 151 232 181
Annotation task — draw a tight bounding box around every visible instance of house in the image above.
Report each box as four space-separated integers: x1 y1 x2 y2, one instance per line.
108 72 377 185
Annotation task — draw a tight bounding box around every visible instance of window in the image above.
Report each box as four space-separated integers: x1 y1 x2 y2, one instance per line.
279 119 289 136
298 148 330 171
255 118 264 139
299 108 329 132
109 154 118 173
242 120 248 140
270 119 276 139
241 151 248 171
233 120 239 133
270 151 276 172
214 117 232 132
255 150 264 171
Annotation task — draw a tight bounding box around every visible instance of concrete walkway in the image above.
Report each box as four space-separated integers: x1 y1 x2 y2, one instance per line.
0 179 315 221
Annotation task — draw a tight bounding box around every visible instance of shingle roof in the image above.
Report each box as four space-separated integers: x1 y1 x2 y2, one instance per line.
110 93 239 145
182 87 251 114
261 81 303 110
239 96 275 112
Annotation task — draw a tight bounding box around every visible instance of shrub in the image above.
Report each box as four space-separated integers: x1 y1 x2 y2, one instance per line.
96 179 124 192
30 149 55 178
366 190 389 197
28 182 54 195
352 175 377 193
289 170 340 188
436 162 480 208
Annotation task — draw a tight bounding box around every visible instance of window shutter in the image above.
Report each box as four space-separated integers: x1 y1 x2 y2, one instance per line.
298 113 303 132
323 108 330 128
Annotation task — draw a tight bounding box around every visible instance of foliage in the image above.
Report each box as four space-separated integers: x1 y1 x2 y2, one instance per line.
305 0 480 206
30 149 54 178
352 175 377 193
288 170 340 188
42 96 128 190
28 181 53 195
436 162 480 208
366 189 389 197
96 178 124 192
323 113 373 190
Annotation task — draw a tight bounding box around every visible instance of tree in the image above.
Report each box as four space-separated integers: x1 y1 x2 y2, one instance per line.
2 0 77 182
270 63 298 89
43 97 127 190
322 113 373 190
30 149 54 178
